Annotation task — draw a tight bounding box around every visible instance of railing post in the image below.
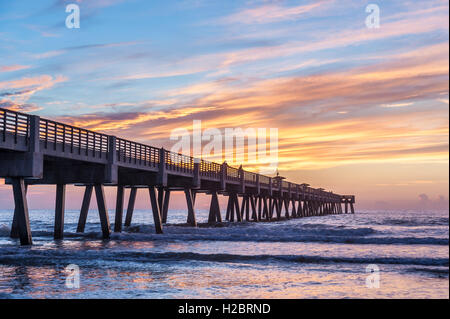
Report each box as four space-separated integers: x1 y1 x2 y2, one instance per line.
24 115 43 178
256 174 260 195
220 162 226 190
106 135 118 184
193 160 200 188
158 147 167 186
239 167 244 194
29 116 40 153
269 177 272 196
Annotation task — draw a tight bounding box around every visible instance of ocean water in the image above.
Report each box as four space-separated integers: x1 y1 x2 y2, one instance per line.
0 208 448 299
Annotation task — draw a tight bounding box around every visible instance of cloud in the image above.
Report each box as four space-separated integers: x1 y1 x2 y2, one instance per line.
30 50 66 59
41 38 448 171
219 1 326 24
208 8 449 72
0 75 67 95
418 193 449 210
0 74 68 109
380 102 414 108
0 99 42 112
0 65 30 72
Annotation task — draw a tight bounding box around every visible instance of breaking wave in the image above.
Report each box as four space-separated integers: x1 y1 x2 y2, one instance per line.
0 248 447 267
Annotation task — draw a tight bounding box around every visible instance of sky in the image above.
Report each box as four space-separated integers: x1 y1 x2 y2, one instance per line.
0 0 448 211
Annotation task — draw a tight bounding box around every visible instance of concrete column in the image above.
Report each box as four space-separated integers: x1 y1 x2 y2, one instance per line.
95 184 111 239
114 185 124 232
257 196 262 220
54 184 66 239
234 193 242 222
297 200 303 217
193 162 200 188
162 190 171 223
11 178 32 245
263 197 269 220
208 191 221 223
238 168 245 194
77 185 93 233
158 148 167 186
124 187 137 227
291 198 296 218
275 197 282 220
250 196 257 221
10 184 28 238
225 195 232 221
106 136 118 184
284 198 290 219
256 175 260 195
220 163 226 190
28 115 43 178
149 186 163 233
185 188 197 226
158 187 164 213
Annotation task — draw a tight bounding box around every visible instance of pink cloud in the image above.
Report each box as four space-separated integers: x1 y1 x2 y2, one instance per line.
0 65 30 72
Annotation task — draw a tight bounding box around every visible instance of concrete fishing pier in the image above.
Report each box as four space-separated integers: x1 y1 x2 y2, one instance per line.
0 107 355 245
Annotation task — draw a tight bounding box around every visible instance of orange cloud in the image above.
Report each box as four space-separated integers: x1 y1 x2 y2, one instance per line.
49 37 448 173
0 74 68 108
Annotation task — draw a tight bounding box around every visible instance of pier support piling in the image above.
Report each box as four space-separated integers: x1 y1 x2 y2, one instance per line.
162 189 170 224
54 184 66 239
10 184 28 238
11 178 32 245
284 198 290 219
297 200 303 217
290 199 297 218
257 196 262 220
95 184 111 239
114 185 124 232
185 188 197 226
263 197 269 221
124 187 137 227
250 196 257 221
77 185 93 233
233 193 242 222
148 186 163 233
208 191 221 223
225 195 231 221
158 187 164 216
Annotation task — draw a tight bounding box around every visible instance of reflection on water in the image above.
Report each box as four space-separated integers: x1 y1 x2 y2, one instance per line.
1 262 448 299
0 209 448 298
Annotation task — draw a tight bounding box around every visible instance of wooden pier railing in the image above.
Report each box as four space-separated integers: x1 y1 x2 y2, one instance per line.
0 106 346 197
